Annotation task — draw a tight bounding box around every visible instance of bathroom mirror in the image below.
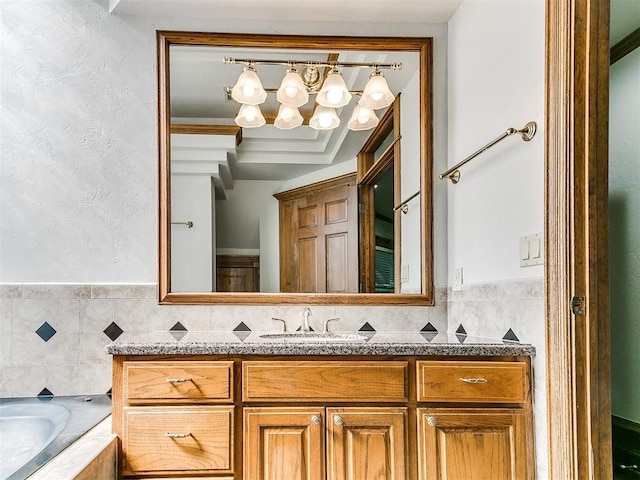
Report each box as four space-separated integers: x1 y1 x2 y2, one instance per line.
158 31 433 305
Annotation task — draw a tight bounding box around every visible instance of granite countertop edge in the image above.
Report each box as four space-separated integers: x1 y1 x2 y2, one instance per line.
106 334 535 357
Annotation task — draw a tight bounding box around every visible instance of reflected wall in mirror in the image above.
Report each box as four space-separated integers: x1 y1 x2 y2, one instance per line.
159 31 434 305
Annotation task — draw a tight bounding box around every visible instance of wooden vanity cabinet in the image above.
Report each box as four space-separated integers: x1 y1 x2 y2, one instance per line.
112 356 534 480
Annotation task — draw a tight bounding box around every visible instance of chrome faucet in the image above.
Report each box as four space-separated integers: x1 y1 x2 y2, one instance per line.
301 307 312 333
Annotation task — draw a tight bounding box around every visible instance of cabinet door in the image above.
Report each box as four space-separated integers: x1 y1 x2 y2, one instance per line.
417 408 532 480
244 407 324 480
327 407 407 480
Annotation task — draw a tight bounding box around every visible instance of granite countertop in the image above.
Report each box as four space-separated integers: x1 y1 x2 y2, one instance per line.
105 331 535 357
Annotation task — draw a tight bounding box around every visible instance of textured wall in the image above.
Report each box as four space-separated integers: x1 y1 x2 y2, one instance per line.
0 0 157 282
609 47 640 424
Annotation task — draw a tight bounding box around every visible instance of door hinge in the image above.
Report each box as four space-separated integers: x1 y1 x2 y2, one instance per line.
571 295 585 316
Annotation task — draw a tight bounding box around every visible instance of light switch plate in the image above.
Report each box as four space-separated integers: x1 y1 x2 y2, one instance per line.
520 232 544 267
453 267 463 291
401 265 409 282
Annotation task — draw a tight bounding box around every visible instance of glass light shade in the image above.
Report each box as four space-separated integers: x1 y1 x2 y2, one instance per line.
276 70 309 107
309 106 340 130
274 105 303 129
231 67 267 105
316 70 352 108
234 104 266 128
348 104 379 131
359 71 394 110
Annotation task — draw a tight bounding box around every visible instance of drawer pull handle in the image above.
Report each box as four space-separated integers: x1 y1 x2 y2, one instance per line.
334 415 343 426
165 432 191 438
460 377 488 384
166 378 191 383
311 415 321 425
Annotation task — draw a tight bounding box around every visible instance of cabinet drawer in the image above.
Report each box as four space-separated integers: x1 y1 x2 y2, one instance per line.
123 361 233 402
416 361 529 403
122 406 234 476
243 361 408 402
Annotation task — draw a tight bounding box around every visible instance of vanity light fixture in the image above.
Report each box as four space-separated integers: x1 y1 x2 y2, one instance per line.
276 66 309 107
224 57 402 130
230 65 267 105
309 105 340 130
274 104 304 129
347 103 379 131
359 68 395 110
316 68 352 108
234 104 266 128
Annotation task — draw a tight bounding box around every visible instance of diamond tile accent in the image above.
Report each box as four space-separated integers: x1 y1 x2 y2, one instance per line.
106 388 112 398
170 321 188 332
233 322 251 332
232 322 252 340
103 322 123 341
38 387 54 397
420 322 438 333
35 322 56 342
503 328 520 343
455 323 467 344
359 322 376 332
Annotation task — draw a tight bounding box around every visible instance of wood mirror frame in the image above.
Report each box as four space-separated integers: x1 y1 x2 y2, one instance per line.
158 31 434 305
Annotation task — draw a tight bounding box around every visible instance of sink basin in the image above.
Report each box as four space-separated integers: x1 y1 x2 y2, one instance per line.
258 332 368 342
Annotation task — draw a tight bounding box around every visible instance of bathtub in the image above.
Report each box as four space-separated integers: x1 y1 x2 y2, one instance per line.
0 395 111 480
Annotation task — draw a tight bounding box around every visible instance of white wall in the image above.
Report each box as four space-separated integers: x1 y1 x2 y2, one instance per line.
0 0 449 288
400 69 422 293
216 180 283 251
171 176 215 291
447 0 545 286
609 47 640 424
215 179 284 292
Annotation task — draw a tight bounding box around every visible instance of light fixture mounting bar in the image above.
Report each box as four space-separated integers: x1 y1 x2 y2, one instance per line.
223 85 362 98
223 57 402 70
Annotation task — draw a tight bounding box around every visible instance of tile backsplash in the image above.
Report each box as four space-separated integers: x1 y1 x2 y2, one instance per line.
0 278 543 398
0 283 449 397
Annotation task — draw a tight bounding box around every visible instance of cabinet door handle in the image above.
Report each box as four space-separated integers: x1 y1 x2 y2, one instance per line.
166 378 191 383
427 416 437 426
165 432 191 438
460 377 488 384
311 415 321 425
334 415 343 426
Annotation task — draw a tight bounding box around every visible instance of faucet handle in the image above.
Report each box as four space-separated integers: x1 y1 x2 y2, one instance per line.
323 318 340 334
271 317 288 332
